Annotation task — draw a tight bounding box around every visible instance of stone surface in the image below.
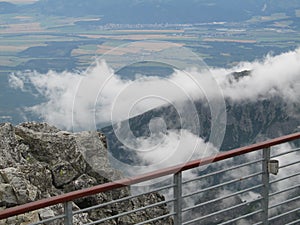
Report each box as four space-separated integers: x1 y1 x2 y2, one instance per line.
0 183 18 207
0 122 172 225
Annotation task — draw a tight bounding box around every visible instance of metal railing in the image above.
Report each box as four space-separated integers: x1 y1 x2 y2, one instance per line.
0 132 299 224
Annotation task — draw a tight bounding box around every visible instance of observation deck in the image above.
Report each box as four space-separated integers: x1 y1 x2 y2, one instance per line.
0 132 299 225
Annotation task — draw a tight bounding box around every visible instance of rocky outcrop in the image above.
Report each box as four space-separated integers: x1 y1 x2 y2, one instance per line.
0 122 172 225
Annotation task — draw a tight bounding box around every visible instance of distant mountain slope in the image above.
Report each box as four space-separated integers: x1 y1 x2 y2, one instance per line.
102 96 299 164
101 70 299 164
0 2 18 13
29 0 300 23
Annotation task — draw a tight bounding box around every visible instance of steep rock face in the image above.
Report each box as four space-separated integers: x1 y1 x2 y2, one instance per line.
0 122 172 225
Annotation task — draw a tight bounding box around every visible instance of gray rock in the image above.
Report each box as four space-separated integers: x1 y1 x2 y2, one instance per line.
0 167 40 205
0 122 172 225
0 123 19 168
51 161 79 188
0 183 18 207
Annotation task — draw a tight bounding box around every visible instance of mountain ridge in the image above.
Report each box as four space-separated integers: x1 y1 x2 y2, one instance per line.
4 0 300 23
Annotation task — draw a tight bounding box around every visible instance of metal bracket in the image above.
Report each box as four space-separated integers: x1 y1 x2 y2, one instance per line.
268 160 279 175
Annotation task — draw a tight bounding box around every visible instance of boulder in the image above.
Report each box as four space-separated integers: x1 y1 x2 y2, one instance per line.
0 122 172 224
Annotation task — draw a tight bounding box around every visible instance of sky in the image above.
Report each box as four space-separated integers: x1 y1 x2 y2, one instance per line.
2 0 39 4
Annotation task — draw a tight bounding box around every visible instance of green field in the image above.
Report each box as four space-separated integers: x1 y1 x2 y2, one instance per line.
0 6 299 74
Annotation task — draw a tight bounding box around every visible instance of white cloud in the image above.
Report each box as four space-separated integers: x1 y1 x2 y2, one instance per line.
8 47 300 181
134 129 217 171
9 48 300 133
212 48 300 102
8 74 24 91
9 70 82 129
9 60 222 132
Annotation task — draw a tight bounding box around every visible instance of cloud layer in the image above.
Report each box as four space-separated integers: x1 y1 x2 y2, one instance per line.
212 48 300 102
9 48 300 130
8 47 300 176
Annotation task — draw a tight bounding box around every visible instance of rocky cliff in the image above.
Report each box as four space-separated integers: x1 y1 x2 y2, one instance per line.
0 122 173 225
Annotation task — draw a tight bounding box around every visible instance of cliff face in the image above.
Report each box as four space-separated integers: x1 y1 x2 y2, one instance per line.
0 122 172 225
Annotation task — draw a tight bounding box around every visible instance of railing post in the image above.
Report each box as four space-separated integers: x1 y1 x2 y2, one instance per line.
261 147 270 225
173 171 182 225
64 201 73 225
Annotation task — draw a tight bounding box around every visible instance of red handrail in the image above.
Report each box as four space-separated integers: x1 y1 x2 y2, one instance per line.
0 132 300 220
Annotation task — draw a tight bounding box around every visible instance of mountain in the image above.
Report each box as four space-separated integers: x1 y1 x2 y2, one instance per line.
0 2 18 13
101 71 299 165
22 0 300 24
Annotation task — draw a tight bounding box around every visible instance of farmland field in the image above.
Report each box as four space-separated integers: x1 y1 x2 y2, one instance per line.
1 0 300 123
